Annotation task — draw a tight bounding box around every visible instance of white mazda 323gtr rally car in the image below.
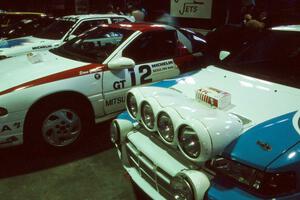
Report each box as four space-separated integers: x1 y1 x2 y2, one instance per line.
0 14 135 59
0 22 207 150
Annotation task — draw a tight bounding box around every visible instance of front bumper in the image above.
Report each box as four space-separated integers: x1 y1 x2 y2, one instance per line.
207 178 300 200
0 110 26 147
117 124 212 200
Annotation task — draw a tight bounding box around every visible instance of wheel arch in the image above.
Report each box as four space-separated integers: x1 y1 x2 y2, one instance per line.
24 91 95 129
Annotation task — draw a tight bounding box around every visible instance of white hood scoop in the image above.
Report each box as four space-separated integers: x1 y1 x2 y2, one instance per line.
230 113 253 128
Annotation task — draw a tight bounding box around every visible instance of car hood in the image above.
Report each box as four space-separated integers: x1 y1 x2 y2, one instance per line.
162 66 300 170
0 36 60 57
223 111 300 171
169 66 300 124
0 50 92 94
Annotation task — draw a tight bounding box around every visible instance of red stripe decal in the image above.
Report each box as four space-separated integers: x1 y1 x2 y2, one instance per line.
0 63 107 96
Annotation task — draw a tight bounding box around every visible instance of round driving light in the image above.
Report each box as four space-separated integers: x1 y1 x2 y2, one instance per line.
170 174 193 200
178 125 201 159
0 107 8 116
141 102 154 129
110 120 120 144
127 93 138 118
157 112 174 142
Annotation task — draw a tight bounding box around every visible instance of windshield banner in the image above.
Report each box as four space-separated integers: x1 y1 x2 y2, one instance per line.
170 0 212 19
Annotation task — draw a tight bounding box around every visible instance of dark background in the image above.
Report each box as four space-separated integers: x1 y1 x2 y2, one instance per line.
1 0 300 29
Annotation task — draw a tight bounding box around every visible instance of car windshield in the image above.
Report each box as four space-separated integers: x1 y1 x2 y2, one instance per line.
51 27 134 63
34 19 75 40
220 29 300 88
1 18 54 36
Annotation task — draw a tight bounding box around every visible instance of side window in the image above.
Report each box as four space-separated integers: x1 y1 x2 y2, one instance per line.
111 17 131 23
72 19 109 35
179 29 207 53
123 30 177 64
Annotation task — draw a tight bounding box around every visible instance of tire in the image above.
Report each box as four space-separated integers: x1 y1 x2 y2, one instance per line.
24 97 93 151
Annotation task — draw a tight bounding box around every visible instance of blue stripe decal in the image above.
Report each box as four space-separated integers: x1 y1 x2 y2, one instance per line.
0 38 30 48
150 79 178 88
117 110 136 123
150 70 198 88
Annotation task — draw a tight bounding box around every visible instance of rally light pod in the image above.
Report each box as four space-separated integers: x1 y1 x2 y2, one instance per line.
174 105 243 163
111 119 133 145
171 170 210 200
126 88 145 120
139 97 161 132
126 86 182 121
156 107 183 146
177 118 213 163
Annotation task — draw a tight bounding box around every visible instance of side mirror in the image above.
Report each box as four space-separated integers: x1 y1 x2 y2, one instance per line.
108 57 135 70
219 50 231 61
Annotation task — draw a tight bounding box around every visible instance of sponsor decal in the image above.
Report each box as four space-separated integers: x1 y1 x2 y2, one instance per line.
152 61 175 73
0 122 21 134
128 64 153 86
79 66 103 75
105 96 125 107
256 140 272 151
94 73 101 80
32 45 52 50
1 125 11 133
113 80 126 90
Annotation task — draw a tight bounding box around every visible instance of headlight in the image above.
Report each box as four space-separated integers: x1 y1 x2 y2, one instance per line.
210 157 297 197
126 92 138 118
141 101 155 129
110 120 120 144
157 112 174 142
170 174 193 200
178 125 201 159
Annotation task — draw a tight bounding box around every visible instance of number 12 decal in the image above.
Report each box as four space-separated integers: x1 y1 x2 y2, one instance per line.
128 65 153 86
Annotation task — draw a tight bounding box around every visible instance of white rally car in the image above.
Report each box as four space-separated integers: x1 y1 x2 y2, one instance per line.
0 14 135 59
111 25 300 199
0 22 207 150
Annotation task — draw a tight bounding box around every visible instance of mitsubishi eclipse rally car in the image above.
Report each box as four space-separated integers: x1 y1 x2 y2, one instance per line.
0 22 207 150
0 14 135 59
111 25 300 200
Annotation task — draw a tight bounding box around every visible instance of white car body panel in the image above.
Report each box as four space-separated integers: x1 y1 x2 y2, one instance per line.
171 66 300 126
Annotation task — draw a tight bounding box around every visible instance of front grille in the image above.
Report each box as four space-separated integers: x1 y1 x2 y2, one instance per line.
126 141 173 199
